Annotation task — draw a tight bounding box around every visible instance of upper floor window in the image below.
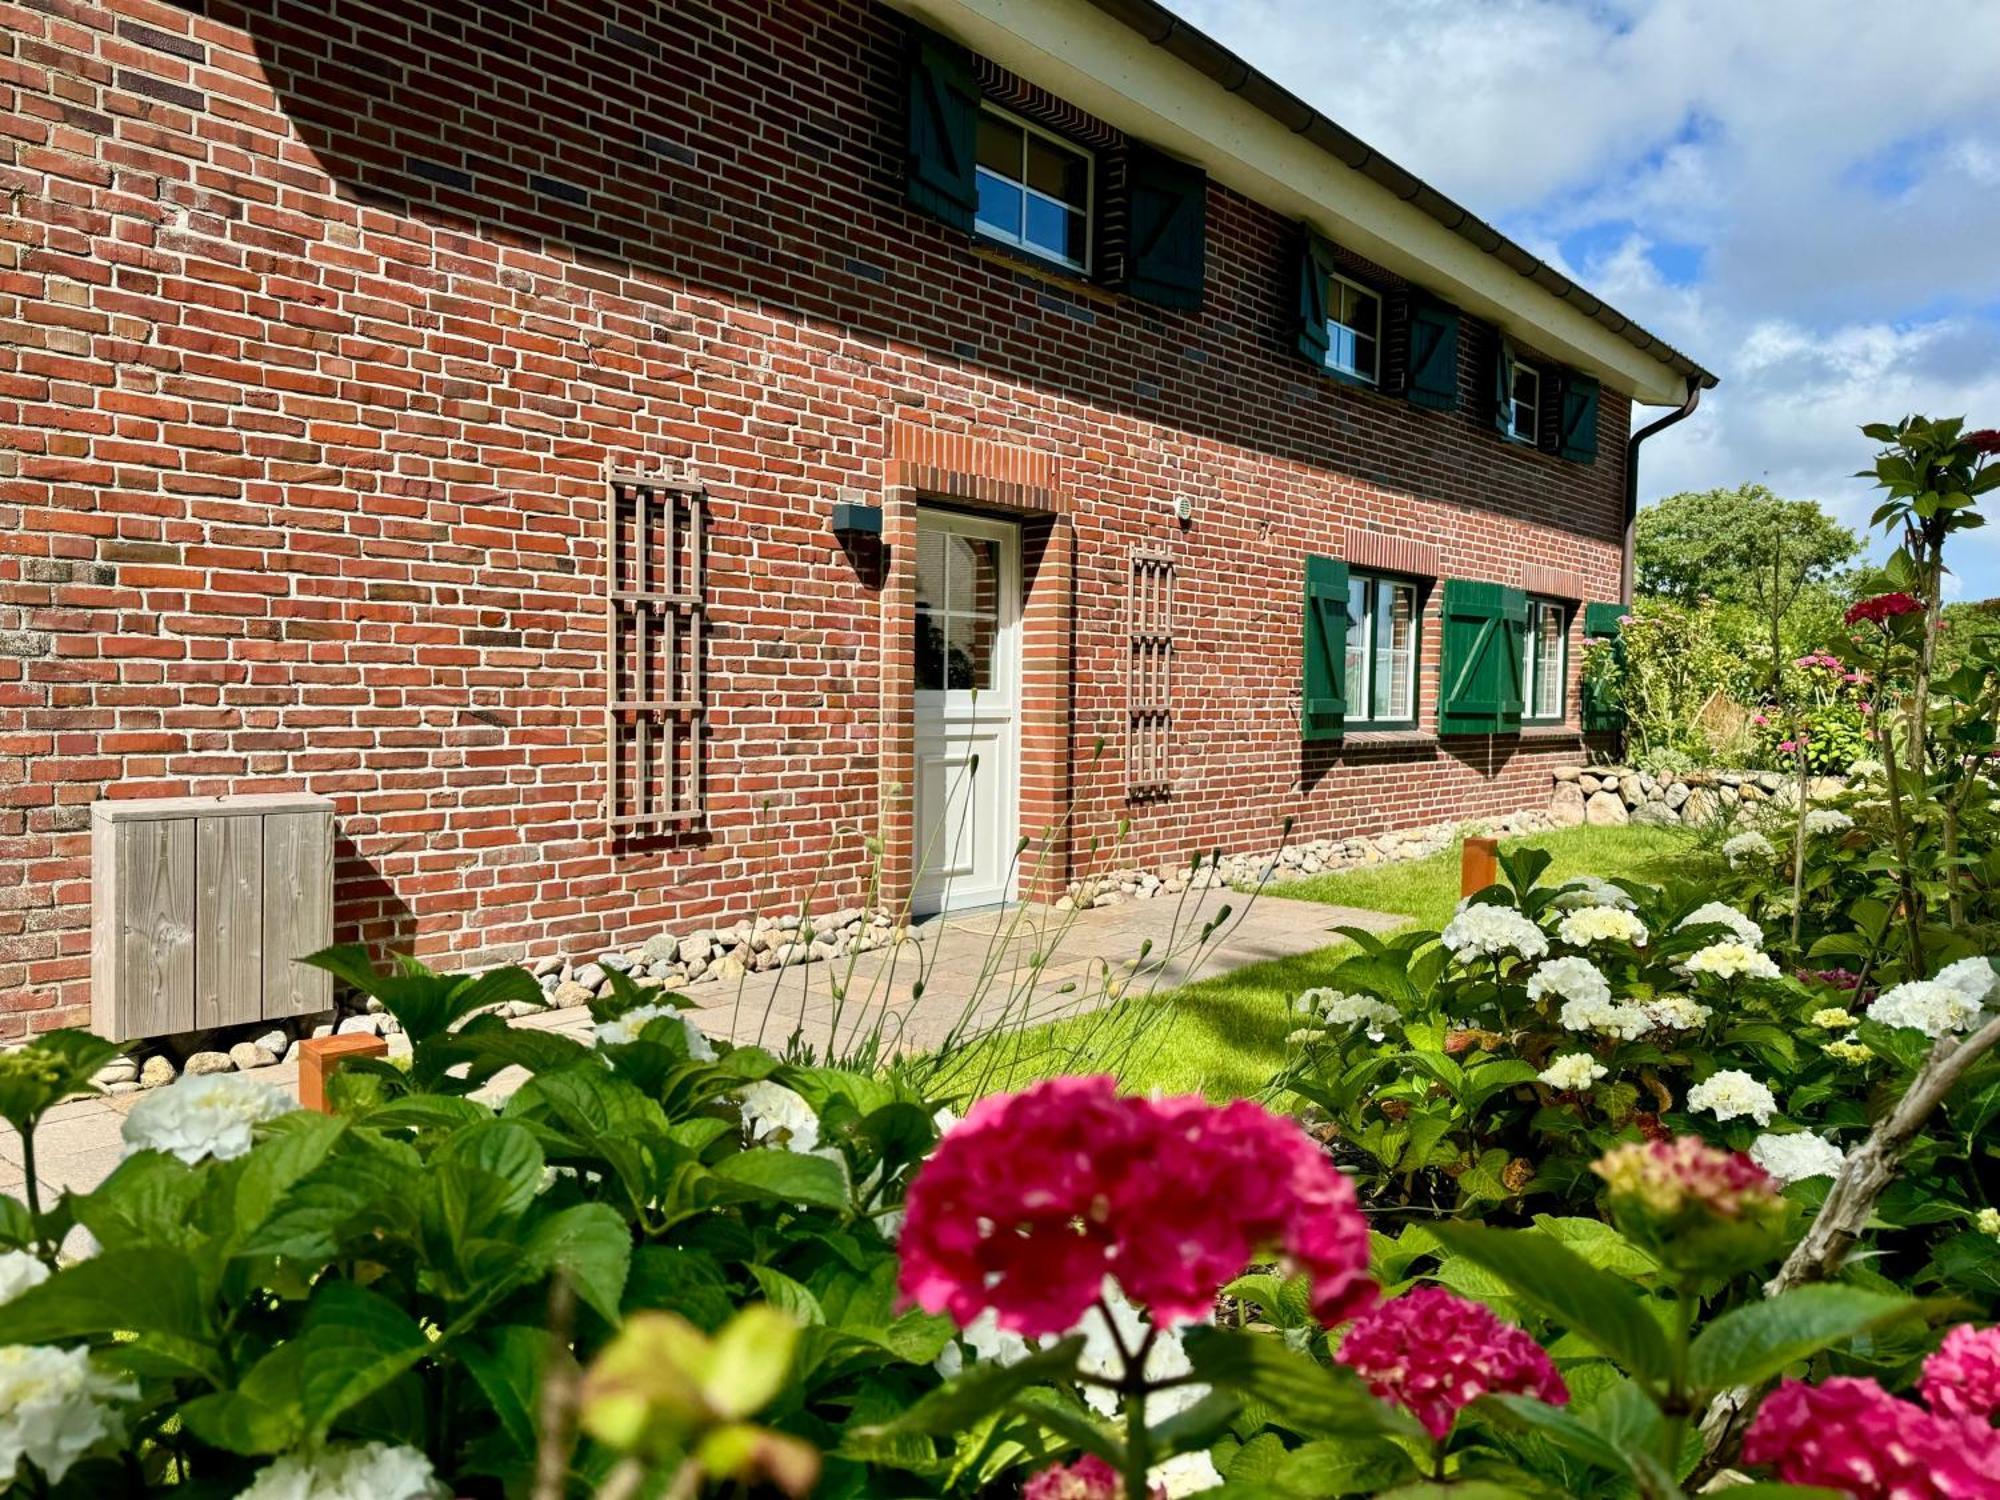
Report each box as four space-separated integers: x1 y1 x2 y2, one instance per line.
1506 359 1541 444
1325 274 1382 384
1523 596 1567 722
1344 571 1419 727
975 106 1091 271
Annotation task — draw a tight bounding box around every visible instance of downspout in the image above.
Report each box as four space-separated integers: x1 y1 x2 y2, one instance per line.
1622 378 1701 600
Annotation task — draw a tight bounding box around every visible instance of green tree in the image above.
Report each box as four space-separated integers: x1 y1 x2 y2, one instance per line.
1634 483 1860 688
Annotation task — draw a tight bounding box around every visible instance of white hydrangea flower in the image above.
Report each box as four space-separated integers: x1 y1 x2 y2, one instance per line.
1978 1207 2000 1239
1723 830 1777 868
121 1073 290 1166
0 1344 134 1484
1686 1069 1778 1126
235 1441 447 1500
1810 1007 1858 1030
1525 956 1612 1008
1847 757 1885 780
1934 957 1998 1009
1869 979 1984 1039
1802 809 1854 836
737 1081 822 1155
1296 988 1400 1042
1641 995 1713 1032
1557 905 1650 948
592 1003 716 1060
1440 904 1549 962
1749 1132 1845 1186
1676 902 1765 948
0 1254 48 1308
933 1306 1035 1379
1552 877 1637 912
1069 1280 1219 1496
1685 942 1782 982
1557 996 1654 1041
1538 1053 1608 1090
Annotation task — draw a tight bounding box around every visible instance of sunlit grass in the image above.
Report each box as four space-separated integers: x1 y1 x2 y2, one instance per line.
946 823 1693 1102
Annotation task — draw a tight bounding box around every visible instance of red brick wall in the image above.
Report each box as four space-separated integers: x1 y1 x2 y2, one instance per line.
0 0 1630 1033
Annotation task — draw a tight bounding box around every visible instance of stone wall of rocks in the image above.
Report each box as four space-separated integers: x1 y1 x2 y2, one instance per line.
1548 766 1845 828
1059 807 1559 906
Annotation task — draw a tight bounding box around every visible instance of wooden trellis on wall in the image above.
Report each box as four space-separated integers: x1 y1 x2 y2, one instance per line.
1127 550 1175 798
606 466 705 832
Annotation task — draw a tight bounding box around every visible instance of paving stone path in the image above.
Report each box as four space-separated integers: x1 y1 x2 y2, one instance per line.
2 887 1396 1204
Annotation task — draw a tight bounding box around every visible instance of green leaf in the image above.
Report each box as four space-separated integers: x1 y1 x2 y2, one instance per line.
749 1264 825 1326
1687 1285 1917 1391
711 1149 849 1211
1431 1223 1670 1381
860 1335 1085 1437
524 1203 632 1325
1270 1437 1418 1497
1183 1326 1423 1440
459 1324 550 1468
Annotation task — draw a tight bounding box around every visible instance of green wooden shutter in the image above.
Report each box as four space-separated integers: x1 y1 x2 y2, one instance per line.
1295 231 1335 367
1438 579 1527 735
1302 554 1349 742
905 27 979 230
1583 602 1627 637
1405 297 1460 411
1557 373 1601 463
1124 147 1206 310
1581 601 1627 732
1491 336 1516 435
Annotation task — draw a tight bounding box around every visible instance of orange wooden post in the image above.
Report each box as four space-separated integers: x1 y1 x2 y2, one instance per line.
1460 836 1499 899
296 1033 389 1114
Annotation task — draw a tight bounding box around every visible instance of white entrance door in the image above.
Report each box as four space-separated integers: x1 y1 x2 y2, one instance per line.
912 509 1020 915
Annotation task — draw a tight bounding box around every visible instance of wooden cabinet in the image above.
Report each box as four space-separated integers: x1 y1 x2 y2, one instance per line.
91 795 335 1041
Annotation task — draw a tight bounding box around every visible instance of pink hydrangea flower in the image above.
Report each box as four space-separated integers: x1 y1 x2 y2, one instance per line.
1846 592 1922 626
1921 1324 2000 1421
1745 1376 2000 1498
1333 1285 1566 1440
1022 1455 1153 1500
899 1077 1374 1336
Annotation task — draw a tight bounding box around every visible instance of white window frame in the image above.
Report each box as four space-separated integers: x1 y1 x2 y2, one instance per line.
1325 272 1382 385
1523 596 1567 723
973 103 1094 273
1345 570 1419 728
1508 360 1541 444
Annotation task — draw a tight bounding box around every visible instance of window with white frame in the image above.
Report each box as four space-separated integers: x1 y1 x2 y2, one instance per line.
1344 571 1419 727
1324 273 1382 384
975 106 1092 270
1523 596 1567 722
1507 359 1541 444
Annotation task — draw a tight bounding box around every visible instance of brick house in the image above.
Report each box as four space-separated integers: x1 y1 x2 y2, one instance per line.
1 0 1714 1035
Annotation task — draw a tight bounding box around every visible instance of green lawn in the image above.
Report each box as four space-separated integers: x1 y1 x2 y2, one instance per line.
935 822 1691 1104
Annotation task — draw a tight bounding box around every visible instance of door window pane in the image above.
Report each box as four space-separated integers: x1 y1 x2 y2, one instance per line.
1524 598 1565 719
916 525 1004 695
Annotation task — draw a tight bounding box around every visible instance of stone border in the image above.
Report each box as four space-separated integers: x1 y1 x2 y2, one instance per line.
1548 766 1847 828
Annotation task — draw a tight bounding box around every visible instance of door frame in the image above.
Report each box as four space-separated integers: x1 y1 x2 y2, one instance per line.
910 506 1022 914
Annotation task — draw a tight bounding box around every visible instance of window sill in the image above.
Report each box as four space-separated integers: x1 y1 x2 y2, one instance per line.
1520 724 1580 741
971 242 1115 304
1341 729 1436 749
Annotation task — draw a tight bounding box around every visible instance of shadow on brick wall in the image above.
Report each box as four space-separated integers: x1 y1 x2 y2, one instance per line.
197 0 1625 538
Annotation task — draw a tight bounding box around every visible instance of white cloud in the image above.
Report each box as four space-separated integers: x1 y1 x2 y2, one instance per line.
1176 0 2000 595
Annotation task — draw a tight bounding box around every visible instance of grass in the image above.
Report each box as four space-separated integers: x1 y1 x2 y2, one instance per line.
940 822 1690 1103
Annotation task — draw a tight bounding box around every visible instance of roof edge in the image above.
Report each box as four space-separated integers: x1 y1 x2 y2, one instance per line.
1084 0 1717 392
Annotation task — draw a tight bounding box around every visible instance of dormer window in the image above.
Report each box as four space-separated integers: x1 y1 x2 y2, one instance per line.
975 106 1092 270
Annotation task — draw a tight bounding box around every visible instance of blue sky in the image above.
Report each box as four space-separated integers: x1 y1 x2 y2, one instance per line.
1179 0 2000 598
